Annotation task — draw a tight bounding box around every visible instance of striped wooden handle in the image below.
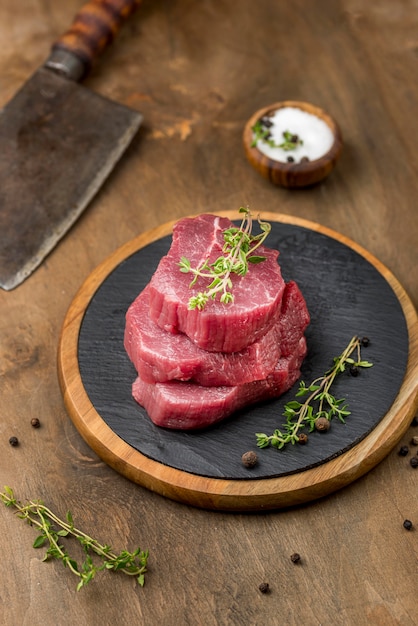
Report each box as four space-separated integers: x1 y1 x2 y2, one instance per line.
51 0 142 77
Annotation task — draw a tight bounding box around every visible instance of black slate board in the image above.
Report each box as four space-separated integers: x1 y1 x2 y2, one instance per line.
77 222 409 480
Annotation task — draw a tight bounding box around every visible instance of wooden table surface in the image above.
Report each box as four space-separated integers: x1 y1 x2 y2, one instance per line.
1 1 417 624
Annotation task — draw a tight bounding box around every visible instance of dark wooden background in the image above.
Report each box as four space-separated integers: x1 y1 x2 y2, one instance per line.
1 1 417 624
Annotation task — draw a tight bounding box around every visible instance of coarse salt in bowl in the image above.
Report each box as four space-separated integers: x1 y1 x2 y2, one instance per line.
243 101 343 188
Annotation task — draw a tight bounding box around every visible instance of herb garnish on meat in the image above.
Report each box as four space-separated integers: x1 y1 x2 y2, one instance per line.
179 207 271 311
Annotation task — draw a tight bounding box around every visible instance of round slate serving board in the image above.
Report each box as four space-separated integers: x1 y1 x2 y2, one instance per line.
58 212 418 511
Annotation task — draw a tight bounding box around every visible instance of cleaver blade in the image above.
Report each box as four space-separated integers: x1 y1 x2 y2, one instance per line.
0 0 143 291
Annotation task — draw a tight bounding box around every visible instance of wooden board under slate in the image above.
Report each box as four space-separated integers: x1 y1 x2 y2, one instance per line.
58 212 418 511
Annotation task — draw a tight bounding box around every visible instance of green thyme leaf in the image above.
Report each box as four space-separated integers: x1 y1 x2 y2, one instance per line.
179 208 271 311
247 255 267 264
0 488 149 591
255 336 373 452
251 119 304 151
33 535 46 548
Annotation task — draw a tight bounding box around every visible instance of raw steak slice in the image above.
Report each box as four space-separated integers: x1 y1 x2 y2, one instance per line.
148 214 286 353
132 337 307 430
277 280 311 356
125 285 283 386
125 281 309 386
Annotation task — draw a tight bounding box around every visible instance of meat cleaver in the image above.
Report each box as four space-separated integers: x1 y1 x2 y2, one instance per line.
0 0 143 290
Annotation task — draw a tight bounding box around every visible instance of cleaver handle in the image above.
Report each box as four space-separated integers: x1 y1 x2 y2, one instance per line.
45 0 142 81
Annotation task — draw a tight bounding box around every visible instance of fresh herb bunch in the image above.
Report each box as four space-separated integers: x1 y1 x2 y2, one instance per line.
179 207 271 311
1 486 148 591
251 117 303 151
256 336 373 450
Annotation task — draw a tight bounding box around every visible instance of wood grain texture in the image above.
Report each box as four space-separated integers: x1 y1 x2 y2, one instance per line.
51 0 142 74
1 1 418 624
58 211 418 511
243 101 343 187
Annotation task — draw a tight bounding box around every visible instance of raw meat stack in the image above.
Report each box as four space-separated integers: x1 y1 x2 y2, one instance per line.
124 214 310 430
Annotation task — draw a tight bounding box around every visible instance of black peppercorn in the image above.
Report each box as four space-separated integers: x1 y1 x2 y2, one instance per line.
297 433 308 444
411 416 418 427
258 582 270 594
241 451 258 468
315 417 330 432
290 134 299 144
403 519 413 530
410 457 418 468
398 445 409 456
31 418 41 428
260 116 273 128
287 156 295 163
361 337 370 347
290 553 301 563
350 365 359 377
9 436 19 447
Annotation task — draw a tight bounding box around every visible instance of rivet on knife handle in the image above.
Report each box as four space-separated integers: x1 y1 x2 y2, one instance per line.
45 0 142 81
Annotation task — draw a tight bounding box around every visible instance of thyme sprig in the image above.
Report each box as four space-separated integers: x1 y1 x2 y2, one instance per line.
1 486 148 591
256 336 373 450
251 118 303 151
179 207 271 310
278 130 304 151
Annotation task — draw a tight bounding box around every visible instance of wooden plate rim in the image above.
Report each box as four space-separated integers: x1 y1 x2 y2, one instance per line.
57 211 418 511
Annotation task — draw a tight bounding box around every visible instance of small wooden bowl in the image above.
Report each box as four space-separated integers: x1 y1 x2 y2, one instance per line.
243 101 343 188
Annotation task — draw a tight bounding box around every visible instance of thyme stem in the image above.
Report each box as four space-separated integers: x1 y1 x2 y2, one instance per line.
1 487 148 590
255 336 373 450
251 120 303 151
179 207 271 310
